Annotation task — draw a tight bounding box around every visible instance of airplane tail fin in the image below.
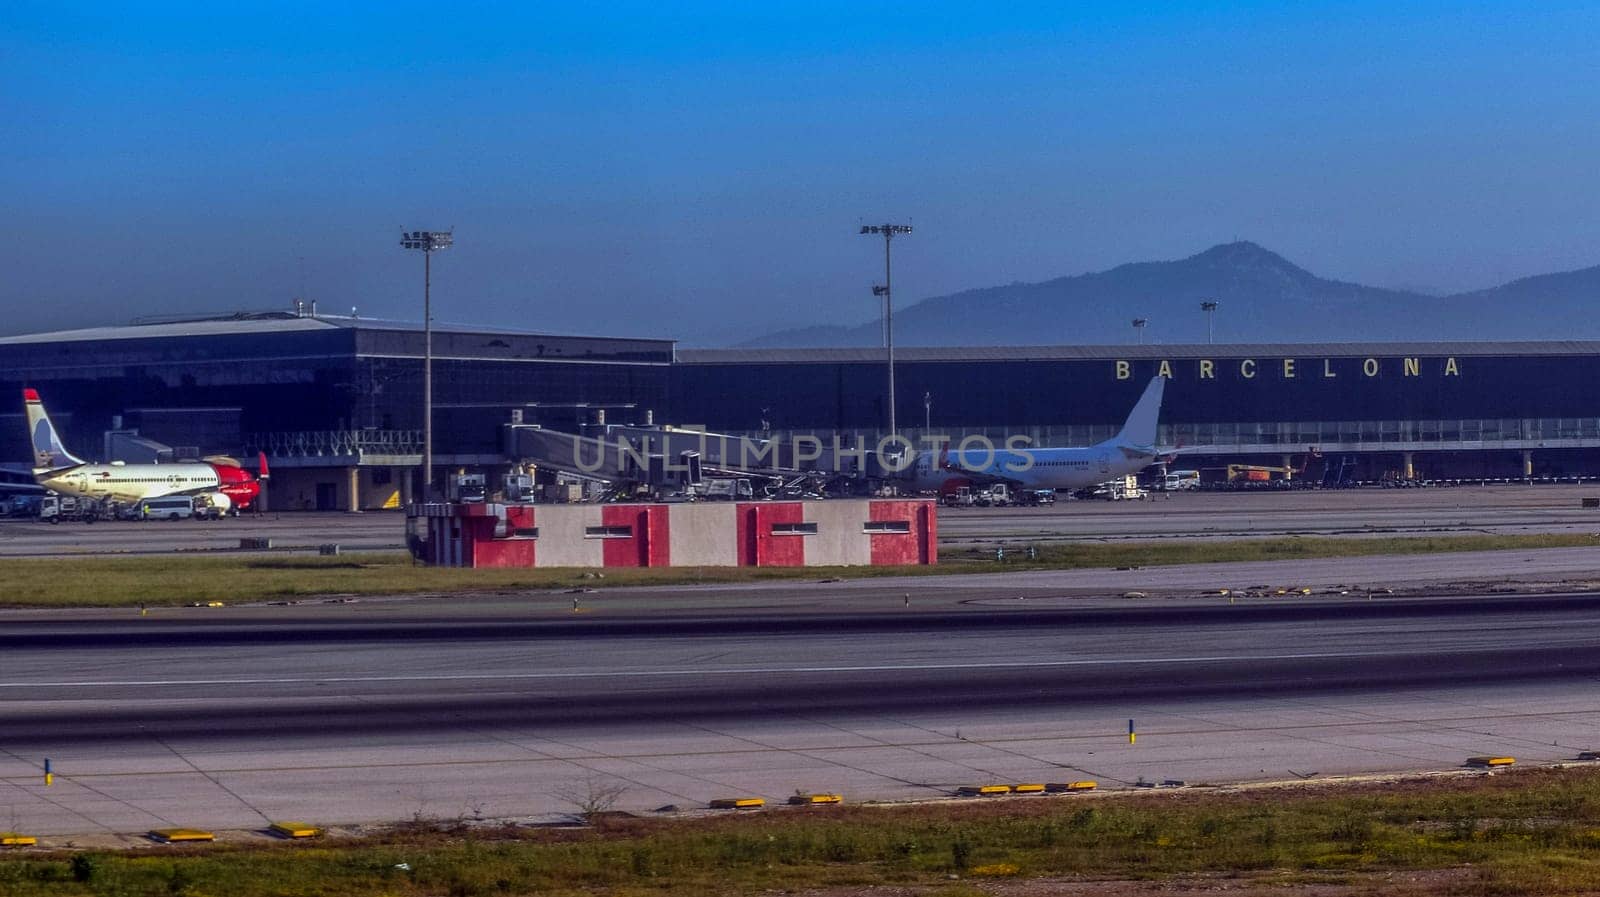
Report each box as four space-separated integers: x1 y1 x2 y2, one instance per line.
1113 376 1165 449
23 389 85 472
258 451 270 480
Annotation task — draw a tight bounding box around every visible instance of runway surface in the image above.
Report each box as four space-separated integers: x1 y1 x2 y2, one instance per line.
4 589 1599 837
4 484 1600 558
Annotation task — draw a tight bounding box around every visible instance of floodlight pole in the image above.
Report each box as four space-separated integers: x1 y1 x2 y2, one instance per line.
1201 300 1219 344
1133 317 1148 345
400 229 453 498
860 224 912 440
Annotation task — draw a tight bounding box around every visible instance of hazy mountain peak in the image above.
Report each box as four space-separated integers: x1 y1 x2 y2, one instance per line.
1190 240 1297 269
740 243 1600 348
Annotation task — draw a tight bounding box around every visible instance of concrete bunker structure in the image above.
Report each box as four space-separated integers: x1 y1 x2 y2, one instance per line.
407 498 937 569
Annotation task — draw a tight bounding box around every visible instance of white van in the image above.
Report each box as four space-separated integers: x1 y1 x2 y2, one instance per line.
1161 470 1201 491
140 496 195 521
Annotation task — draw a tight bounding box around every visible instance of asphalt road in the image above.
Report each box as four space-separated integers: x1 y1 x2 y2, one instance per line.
4 590 1599 838
939 483 1600 544
0 512 403 558
4 484 1599 557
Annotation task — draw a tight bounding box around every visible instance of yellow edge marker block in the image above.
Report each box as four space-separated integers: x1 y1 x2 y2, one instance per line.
957 785 1012 796
1012 783 1046 794
269 822 322 839
0 833 38 847
709 798 765 810
1045 781 1098 792
787 794 842 805
151 828 215 843
1467 756 1515 768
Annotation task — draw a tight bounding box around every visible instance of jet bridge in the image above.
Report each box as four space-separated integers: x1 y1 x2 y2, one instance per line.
502 423 896 492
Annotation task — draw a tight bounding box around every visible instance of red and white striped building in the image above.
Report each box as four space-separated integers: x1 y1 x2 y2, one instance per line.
409 499 937 569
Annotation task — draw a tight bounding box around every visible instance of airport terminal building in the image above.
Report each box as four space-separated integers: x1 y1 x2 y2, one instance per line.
675 343 1600 482
5 313 1600 505
0 314 671 510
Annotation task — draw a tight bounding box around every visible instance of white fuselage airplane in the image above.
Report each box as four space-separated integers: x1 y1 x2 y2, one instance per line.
23 389 264 512
908 376 1165 493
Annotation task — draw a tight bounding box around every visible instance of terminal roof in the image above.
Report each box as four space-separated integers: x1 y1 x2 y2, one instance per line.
0 314 673 347
680 341 1600 364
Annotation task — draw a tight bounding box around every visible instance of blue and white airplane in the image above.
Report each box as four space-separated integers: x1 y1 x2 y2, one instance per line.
908 376 1165 493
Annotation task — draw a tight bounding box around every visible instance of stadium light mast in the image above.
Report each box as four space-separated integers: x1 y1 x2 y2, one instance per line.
1133 317 1148 345
1201 300 1219 344
400 229 453 498
860 223 912 440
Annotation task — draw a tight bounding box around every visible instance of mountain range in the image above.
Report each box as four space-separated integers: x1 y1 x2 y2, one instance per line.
741 242 1600 347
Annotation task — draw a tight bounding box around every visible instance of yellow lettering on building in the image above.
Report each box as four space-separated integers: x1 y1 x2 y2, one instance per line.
1240 359 1256 379
1199 359 1215 379
1116 360 1130 380
1158 360 1173 378
1444 357 1459 376
1323 358 1337 378
1282 358 1296 379
1404 357 1420 377
1363 358 1379 377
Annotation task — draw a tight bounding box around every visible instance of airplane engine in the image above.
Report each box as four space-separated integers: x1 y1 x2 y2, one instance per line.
197 491 234 518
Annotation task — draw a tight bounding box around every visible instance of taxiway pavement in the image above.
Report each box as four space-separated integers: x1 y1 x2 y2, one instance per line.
5 484 1600 559
3 589 1597 837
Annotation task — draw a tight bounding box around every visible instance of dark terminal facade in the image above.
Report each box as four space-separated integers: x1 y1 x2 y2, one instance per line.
0 314 671 510
674 343 1600 482
3 315 1598 508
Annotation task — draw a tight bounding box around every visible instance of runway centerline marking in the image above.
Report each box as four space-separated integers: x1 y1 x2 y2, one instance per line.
0 649 1419 689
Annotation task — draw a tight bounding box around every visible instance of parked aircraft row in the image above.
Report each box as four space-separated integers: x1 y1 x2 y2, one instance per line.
19 377 1168 511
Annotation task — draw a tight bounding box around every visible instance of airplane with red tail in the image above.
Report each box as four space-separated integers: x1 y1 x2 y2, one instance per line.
23 388 268 514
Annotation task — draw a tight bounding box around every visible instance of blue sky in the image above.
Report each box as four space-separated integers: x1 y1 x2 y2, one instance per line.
4 2 1598 342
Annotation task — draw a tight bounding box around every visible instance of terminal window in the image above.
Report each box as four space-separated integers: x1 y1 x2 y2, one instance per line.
771 522 819 535
862 520 911 534
583 525 633 539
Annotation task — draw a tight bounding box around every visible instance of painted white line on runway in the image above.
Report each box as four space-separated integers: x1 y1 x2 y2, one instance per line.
0 649 1401 689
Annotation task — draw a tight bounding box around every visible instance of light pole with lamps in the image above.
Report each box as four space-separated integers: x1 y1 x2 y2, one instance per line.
860 223 912 439
1132 317 1148 345
1201 300 1219 344
399 229 453 498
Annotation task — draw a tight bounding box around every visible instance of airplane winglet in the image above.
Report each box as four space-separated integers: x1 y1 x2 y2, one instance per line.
23 388 39 402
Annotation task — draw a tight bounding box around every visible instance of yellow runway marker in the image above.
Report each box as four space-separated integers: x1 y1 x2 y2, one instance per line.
150 828 215 843
709 797 765 810
787 793 842 805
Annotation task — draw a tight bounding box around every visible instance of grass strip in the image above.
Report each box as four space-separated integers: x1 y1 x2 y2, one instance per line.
1 532 1595 607
7 767 1600 895
942 531 1600 568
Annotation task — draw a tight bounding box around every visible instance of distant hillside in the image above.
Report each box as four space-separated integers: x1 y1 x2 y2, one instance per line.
741 242 1600 347
1445 264 1600 325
